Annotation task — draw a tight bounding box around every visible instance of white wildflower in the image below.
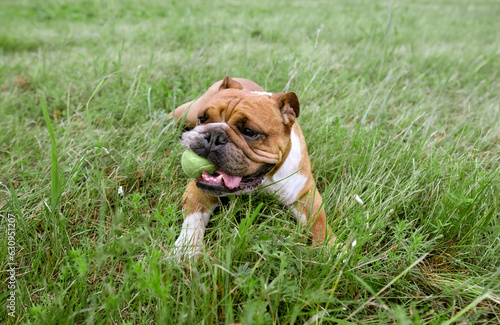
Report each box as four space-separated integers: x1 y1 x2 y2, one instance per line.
354 194 364 205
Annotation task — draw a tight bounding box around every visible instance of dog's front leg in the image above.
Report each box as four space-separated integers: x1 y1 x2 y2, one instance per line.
173 181 218 259
292 187 334 245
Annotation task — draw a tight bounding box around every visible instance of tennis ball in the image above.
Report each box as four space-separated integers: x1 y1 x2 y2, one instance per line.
181 150 217 179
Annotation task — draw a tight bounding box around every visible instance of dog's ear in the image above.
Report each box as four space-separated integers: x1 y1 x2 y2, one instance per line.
272 92 300 125
219 75 243 90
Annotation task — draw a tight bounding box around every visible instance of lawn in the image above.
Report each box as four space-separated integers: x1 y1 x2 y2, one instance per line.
1 0 499 324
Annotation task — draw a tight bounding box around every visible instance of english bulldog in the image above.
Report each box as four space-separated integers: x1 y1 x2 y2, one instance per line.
170 76 334 258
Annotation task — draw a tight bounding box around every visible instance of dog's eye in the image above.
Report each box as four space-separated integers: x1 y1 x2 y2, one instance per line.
198 116 207 124
242 128 258 138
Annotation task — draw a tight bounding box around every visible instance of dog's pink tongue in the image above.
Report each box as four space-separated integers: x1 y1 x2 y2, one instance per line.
216 170 242 189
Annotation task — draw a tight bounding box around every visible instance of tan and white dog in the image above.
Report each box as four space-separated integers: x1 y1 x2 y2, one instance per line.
170 76 333 258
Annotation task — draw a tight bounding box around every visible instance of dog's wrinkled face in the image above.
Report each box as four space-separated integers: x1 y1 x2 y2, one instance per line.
182 88 300 196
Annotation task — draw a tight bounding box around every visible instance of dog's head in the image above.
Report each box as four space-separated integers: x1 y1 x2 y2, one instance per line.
181 76 300 196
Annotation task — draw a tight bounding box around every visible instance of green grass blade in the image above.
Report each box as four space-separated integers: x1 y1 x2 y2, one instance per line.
41 96 61 212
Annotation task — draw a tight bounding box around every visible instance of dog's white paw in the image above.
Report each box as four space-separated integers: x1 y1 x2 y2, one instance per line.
171 233 203 261
170 212 210 261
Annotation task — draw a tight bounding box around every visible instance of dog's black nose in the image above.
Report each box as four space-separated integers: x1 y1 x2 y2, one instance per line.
204 129 229 149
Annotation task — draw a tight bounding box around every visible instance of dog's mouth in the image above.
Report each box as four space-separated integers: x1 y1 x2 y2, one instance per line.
195 169 267 194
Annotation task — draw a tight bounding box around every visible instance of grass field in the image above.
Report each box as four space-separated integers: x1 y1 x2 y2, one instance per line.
1 0 499 323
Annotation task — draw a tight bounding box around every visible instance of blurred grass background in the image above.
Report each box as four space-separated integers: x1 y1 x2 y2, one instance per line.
0 0 499 324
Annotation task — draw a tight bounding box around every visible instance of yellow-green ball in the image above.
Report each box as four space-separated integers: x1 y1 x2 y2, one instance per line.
181 150 217 179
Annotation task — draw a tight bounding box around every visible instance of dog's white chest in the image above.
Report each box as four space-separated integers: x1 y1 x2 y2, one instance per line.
262 128 307 206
